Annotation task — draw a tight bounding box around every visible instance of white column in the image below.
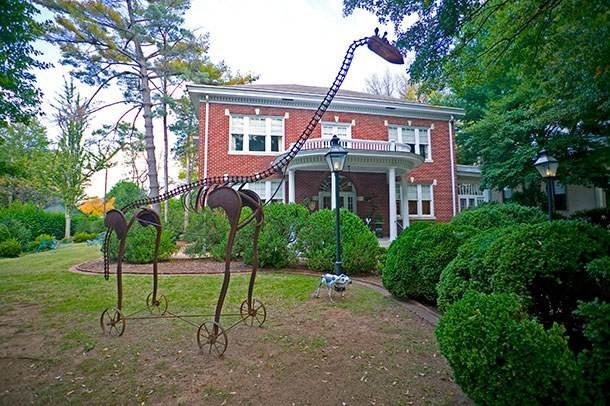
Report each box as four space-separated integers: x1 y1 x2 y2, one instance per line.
331 173 337 209
389 167 397 240
401 175 410 229
288 169 296 203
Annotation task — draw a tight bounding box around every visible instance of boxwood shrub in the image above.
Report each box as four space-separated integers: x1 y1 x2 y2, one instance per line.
436 292 583 405
383 223 476 303
183 208 233 261
238 203 309 269
298 209 380 274
571 207 610 230
0 238 21 258
73 232 98 243
451 202 546 230
108 224 177 264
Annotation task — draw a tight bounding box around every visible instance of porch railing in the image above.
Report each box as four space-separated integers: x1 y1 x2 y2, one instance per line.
291 138 413 153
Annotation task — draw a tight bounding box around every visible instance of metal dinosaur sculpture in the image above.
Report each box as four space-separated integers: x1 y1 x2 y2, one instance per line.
99 29 403 356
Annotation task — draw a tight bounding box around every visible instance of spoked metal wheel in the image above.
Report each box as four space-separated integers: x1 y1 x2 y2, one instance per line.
239 298 267 327
146 293 168 316
197 321 228 357
100 308 126 337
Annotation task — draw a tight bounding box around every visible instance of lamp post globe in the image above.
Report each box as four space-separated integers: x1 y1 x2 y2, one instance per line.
534 149 559 220
325 135 348 275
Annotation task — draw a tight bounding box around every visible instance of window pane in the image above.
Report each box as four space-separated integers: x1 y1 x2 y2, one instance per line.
421 185 431 200
460 198 467 211
337 125 348 137
271 135 281 152
419 144 428 158
231 116 244 133
321 124 333 138
247 181 266 198
403 127 416 144
418 129 428 144
407 185 418 200
232 134 243 151
270 118 283 135
421 200 431 215
388 127 398 141
270 180 284 200
249 135 265 151
408 200 418 214
249 117 266 134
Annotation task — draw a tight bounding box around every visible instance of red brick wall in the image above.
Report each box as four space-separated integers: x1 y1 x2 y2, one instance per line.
198 102 458 223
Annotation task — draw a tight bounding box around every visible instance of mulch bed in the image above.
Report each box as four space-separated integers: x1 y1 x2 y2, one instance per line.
74 257 252 275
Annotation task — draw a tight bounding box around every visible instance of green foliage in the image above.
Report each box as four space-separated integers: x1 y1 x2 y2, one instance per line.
0 238 21 258
436 292 582 405
73 232 97 243
238 203 309 269
31 233 55 252
107 180 146 211
575 300 610 404
0 202 65 239
383 223 476 303
0 218 32 248
451 202 546 230
107 225 176 264
437 228 506 312
183 208 231 261
162 198 185 238
72 214 105 234
298 209 381 274
571 208 610 230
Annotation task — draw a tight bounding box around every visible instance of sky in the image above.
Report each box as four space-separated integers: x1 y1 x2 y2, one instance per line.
34 0 410 198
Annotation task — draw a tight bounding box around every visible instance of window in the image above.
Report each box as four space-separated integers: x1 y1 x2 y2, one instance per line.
388 126 431 160
244 180 284 203
407 184 434 217
321 122 351 139
458 183 486 211
229 115 284 153
554 181 567 211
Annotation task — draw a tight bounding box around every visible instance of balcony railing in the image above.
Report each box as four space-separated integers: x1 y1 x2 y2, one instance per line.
292 138 413 153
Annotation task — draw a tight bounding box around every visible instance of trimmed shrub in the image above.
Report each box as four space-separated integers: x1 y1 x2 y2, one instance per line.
436 292 582 405
298 209 380 274
571 207 610 230
0 238 21 258
73 214 105 234
0 218 32 248
383 223 476 303
238 203 309 269
0 202 65 239
183 208 232 261
108 225 176 264
451 202 546 230
437 228 507 312
73 232 98 243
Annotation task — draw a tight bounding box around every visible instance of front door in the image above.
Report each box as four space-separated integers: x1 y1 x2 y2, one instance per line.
320 192 356 212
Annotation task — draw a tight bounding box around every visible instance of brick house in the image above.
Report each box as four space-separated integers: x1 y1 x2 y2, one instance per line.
187 84 478 241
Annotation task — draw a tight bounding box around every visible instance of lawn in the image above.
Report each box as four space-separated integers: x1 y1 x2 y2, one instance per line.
0 244 469 405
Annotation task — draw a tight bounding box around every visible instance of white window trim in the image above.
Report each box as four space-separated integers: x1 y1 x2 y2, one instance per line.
408 184 435 219
228 114 285 155
243 180 284 202
388 125 432 162
321 122 352 139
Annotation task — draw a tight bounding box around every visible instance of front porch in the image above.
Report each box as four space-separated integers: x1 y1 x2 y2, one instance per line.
279 137 424 240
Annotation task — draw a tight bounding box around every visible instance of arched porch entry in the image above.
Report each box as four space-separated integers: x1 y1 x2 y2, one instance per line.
318 175 357 212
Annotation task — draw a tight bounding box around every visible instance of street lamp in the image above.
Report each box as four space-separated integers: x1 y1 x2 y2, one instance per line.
534 149 559 220
325 135 348 275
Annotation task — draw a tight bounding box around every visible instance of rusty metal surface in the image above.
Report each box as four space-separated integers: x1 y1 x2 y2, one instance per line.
99 30 403 356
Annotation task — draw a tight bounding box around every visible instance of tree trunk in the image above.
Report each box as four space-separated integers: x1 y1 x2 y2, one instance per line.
64 207 71 240
183 134 191 231
162 78 169 223
127 0 160 212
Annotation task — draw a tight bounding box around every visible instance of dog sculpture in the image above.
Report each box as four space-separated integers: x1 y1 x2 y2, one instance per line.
313 274 352 303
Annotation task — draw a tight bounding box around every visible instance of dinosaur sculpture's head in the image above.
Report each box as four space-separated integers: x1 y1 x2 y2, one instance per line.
368 28 404 65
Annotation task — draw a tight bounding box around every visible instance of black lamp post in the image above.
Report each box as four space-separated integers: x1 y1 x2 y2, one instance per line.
325 135 348 275
534 149 559 220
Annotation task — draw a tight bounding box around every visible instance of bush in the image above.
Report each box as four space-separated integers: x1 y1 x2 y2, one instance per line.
0 218 32 248
107 224 176 264
0 202 65 239
383 223 476 303
73 232 98 243
0 238 21 258
451 202 546 230
437 228 507 312
571 207 610 230
238 203 309 269
183 208 232 261
436 292 582 405
162 198 186 239
107 180 146 210
298 209 380 274
72 214 105 234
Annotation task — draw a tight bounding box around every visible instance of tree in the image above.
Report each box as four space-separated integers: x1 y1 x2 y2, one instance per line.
107 180 146 211
0 0 48 126
364 70 402 97
345 0 610 190
79 196 115 216
40 79 123 238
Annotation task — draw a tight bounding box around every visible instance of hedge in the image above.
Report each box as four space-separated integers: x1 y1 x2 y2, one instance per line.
451 202 546 230
72 214 105 235
0 202 65 239
107 224 177 264
571 207 610 230
383 223 476 303
436 292 583 405
298 209 380 274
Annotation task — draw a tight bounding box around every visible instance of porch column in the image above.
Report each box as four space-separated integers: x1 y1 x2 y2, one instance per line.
331 173 337 209
288 169 295 203
388 167 397 240
401 175 410 229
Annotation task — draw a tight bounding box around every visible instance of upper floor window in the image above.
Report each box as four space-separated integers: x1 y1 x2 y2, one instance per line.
407 184 434 216
321 122 351 139
230 115 284 154
388 126 431 160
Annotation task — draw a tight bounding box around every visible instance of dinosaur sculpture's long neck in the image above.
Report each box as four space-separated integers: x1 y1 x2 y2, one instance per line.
120 37 369 212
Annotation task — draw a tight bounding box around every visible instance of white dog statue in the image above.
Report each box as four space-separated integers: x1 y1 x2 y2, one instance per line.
312 273 352 303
